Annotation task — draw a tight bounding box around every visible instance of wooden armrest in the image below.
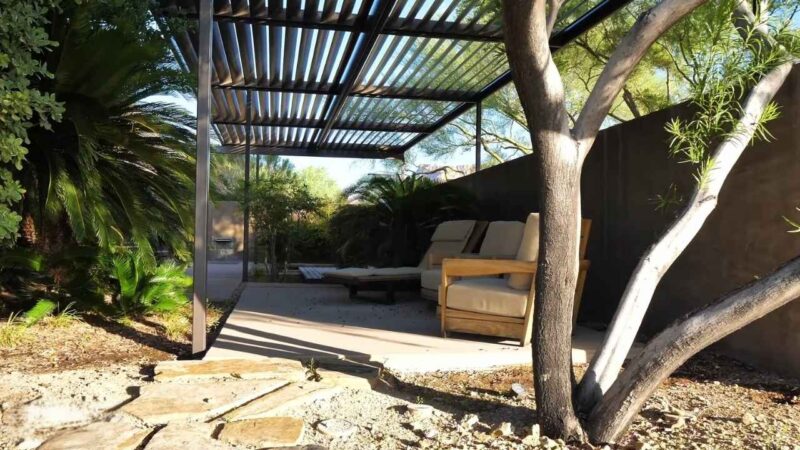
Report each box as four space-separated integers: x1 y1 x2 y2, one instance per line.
442 258 537 278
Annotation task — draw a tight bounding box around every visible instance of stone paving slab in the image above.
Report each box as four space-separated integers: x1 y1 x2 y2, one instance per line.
38 418 152 450
223 382 340 422
122 379 288 425
218 417 304 447
144 423 231 450
154 358 303 382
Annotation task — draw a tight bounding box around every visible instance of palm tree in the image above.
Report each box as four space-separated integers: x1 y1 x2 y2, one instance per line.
332 173 475 266
19 5 195 263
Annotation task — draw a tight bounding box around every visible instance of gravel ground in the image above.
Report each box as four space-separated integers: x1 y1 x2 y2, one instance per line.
0 364 146 449
1 312 797 450
278 353 800 449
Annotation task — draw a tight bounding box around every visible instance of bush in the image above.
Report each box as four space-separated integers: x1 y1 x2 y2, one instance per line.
103 252 192 316
328 174 476 267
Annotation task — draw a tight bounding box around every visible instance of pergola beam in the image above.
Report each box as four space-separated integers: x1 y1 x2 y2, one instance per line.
399 0 632 153
213 84 475 103
220 144 404 160
213 118 428 133
314 0 398 150
202 14 505 42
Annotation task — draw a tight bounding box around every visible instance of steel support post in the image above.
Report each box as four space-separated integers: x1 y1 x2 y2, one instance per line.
192 0 213 355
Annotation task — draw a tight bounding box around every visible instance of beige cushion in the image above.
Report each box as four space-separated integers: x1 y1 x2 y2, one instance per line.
371 267 422 276
330 267 379 277
430 220 475 242
420 240 471 268
421 268 441 291
330 266 420 279
446 277 530 318
479 221 525 257
507 213 540 290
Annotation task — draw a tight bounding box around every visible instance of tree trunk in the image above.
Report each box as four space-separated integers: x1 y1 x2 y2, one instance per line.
503 0 583 439
269 231 278 282
577 60 795 411
533 144 584 440
586 256 800 443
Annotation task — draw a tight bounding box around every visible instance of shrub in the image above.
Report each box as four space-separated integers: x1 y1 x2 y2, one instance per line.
104 252 191 316
329 174 476 267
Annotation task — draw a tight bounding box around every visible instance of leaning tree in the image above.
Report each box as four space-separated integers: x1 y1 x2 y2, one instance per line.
502 0 799 443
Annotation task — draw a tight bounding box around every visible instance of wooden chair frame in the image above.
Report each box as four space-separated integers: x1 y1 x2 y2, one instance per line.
439 219 593 346
439 258 590 346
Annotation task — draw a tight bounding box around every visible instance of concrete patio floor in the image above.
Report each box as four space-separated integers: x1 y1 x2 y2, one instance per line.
205 283 622 372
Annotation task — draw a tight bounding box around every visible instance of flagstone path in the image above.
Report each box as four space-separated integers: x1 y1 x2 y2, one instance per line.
35 358 375 450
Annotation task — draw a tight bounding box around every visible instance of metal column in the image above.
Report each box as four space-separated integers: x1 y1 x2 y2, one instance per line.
475 101 482 172
192 0 213 355
242 90 252 282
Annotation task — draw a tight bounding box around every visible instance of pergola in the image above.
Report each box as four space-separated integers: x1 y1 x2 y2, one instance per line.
154 0 631 354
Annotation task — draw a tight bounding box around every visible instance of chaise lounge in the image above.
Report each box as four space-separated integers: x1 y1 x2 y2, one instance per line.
324 220 488 303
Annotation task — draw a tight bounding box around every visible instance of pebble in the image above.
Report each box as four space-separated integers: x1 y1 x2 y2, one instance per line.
510 383 526 398
460 414 479 429
491 422 513 437
316 418 358 438
407 403 434 421
15 438 42 450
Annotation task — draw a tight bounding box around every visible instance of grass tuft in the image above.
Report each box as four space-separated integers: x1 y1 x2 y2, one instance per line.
0 314 28 348
160 312 190 340
42 302 81 328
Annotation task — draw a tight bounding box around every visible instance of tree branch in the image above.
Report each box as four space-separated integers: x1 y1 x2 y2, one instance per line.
576 59 795 410
573 0 709 158
586 255 800 443
546 0 564 36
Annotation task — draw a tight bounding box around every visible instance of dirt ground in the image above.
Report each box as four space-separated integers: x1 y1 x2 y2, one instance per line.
1 306 798 449
0 302 232 374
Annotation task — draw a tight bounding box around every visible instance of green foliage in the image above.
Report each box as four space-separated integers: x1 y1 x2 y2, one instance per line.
103 251 191 316
0 245 103 310
19 3 195 263
414 0 799 167
0 0 64 243
22 299 57 326
665 3 797 187
329 174 476 267
250 170 325 279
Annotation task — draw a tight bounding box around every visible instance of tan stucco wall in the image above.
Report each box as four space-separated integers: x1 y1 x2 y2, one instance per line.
209 201 244 260
447 64 800 378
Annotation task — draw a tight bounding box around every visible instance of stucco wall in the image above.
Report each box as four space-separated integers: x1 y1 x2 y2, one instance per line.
447 65 800 377
209 201 244 260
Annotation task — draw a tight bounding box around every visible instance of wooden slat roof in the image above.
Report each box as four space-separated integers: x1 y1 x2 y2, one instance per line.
155 0 630 159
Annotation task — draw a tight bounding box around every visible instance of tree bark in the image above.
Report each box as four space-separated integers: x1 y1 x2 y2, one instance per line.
503 0 584 440
577 59 795 411
586 256 800 443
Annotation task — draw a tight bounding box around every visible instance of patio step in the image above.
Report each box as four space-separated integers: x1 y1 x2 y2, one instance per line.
153 358 303 382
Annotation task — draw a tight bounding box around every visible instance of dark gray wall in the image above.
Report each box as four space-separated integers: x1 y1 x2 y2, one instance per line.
447 64 800 377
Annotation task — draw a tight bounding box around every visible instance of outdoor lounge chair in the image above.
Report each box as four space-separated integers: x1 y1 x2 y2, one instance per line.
420 220 526 302
439 214 591 346
324 220 488 303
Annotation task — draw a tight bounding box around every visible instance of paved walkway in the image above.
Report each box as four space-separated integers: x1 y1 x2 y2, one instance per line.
35 359 368 449
205 283 618 372
186 261 246 302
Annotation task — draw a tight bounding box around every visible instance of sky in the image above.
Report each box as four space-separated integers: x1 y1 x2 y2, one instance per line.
150 94 475 189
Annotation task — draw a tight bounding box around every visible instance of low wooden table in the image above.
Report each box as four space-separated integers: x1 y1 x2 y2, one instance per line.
323 272 421 304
